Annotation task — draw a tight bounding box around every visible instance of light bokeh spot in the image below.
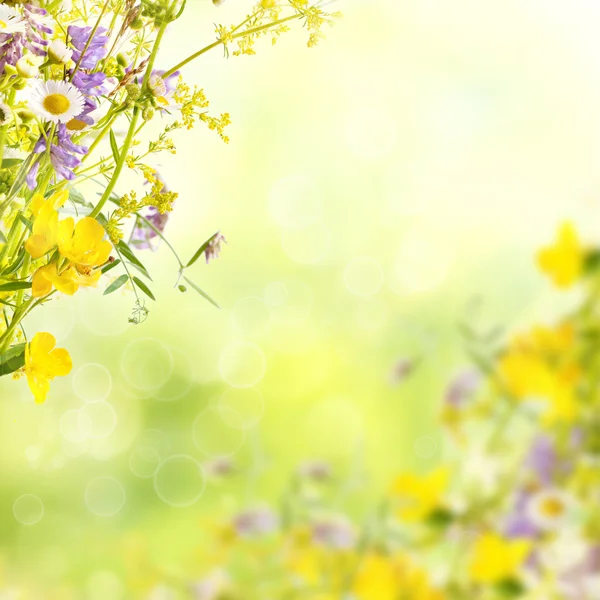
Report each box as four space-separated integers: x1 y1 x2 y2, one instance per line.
154 455 205 507
13 494 44 525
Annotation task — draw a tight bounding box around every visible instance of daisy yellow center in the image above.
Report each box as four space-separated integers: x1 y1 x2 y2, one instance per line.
43 93 71 116
66 118 87 131
0 20 7 29
540 497 565 518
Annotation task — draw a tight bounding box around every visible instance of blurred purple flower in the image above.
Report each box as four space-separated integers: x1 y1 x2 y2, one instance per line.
26 124 88 189
389 357 415 385
131 173 170 250
297 460 332 482
312 518 356 550
445 369 481 408
204 232 226 264
232 507 278 538
0 4 51 70
503 489 539 539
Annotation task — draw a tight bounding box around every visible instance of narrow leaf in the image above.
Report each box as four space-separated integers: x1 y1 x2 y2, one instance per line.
183 276 219 308
104 274 128 295
0 249 25 276
109 129 120 163
0 342 26 376
18 214 33 231
0 229 6 244
0 281 32 291
117 240 152 280
186 234 218 268
1 158 22 168
101 259 121 274
132 276 155 301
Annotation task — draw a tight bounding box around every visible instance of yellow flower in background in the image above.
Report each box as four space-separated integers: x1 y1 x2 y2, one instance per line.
352 553 444 600
32 262 101 297
391 467 449 522
57 217 112 268
469 533 531 584
24 332 72 404
537 222 584 288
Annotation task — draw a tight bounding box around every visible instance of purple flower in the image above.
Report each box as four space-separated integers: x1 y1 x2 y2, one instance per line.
445 369 481 408
526 435 557 486
130 207 170 251
204 232 226 264
0 5 51 71
131 174 171 250
232 507 278 538
312 518 356 550
67 25 109 71
26 124 88 189
503 489 540 539
67 28 110 126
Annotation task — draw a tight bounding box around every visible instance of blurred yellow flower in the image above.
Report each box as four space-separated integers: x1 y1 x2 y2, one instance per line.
537 222 584 288
57 217 112 268
469 533 531 584
353 553 444 600
24 332 72 404
391 467 449 522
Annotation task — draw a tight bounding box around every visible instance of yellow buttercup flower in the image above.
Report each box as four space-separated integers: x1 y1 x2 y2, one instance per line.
352 553 444 600
57 217 112 268
32 262 101 298
25 190 70 259
24 332 72 404
25 201 59 259
29 189 68 218
391 467 449 522
537 222 584 288
469 533 531 584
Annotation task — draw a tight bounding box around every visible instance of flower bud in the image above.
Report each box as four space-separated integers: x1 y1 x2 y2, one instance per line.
47 39 73 65
16 109 35 122
16 56 40 79
130 16 143 30
116 53 128 67
142 106 155 121
125 84 142 101
12 79 27 91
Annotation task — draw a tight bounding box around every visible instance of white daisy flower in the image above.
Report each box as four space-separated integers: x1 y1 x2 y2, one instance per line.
527 488 574 532
30 80 84 124
0 101 10 126
0 5 27 35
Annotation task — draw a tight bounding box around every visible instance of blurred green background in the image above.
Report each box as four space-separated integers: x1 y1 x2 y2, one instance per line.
2 0 600 595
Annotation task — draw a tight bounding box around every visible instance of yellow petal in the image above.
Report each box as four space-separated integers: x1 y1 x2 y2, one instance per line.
49 348 72 376
32 265 54 298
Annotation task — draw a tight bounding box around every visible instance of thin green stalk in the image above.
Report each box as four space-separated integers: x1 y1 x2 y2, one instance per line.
162 13 301 78
90 9 173 219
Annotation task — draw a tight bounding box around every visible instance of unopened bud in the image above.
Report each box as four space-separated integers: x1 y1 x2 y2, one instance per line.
16 56 39 79
47 39 73 65
142 106 155 121
125 84 142 101
147 74 166 98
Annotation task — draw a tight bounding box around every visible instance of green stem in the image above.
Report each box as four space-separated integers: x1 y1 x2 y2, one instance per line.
162 13 301 78
89 9 172 219
135 213 183 268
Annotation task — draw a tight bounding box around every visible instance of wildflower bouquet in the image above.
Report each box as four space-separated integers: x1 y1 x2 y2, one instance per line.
153 223 597 599
0 0 339 403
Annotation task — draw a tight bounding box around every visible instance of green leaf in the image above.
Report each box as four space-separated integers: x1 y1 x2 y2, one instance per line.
186 234 217 268
117 240 152 280
0 249 24 276
132 276 155 301
104 274 129 295
18 214 33 231
109 129 120 164
101 259 121 274
0 342 26 377
0 281 32 292
0 229 6 244
69 188 87 206
183 276 219 308
1 158 23 169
